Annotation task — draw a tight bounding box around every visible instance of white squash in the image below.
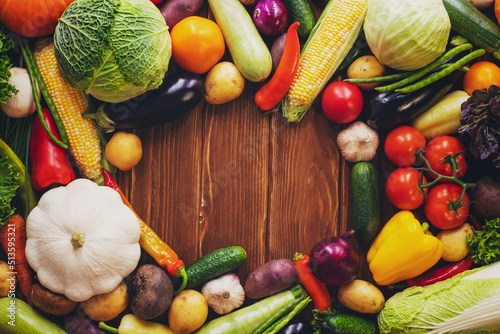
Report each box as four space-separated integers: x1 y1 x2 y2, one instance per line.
25 178 141 302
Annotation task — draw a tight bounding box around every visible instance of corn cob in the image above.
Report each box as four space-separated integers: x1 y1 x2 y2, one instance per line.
34 39 103 183
282 0 368 123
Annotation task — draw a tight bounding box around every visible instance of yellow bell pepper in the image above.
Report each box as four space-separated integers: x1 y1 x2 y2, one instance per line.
367 211 444 286
411 90 470 139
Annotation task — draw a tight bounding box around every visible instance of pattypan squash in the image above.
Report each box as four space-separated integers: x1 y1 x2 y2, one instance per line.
25 178 141 302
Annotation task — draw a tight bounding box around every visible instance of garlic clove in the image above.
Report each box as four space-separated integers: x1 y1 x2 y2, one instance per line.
201 273 245 315
336 121 380 162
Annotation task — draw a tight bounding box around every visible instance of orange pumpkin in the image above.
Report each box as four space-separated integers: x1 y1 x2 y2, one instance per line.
0 0 74 37
496 0 500 26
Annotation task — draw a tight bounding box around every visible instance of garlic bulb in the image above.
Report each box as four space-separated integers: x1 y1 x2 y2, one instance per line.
201 273 245 315
336 121 379 162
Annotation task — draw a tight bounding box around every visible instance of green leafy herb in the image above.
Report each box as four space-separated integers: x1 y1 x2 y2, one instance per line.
458 85 500 168
0 27 18 103
0 156 20 226
467 218 500 265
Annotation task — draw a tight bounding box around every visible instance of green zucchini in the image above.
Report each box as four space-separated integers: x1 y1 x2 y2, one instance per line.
0 298 67 334
351 162 380 245
194 285 307 334
186 246 247 288
207 0 272 82
281 0 315 37
321 313 378 334
443 0 500 59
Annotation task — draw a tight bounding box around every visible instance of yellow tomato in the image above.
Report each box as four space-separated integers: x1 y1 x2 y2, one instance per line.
463 61 500 95
170 16 225 74
105 132 143 171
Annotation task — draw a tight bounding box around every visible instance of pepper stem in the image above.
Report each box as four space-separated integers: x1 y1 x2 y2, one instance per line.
98 322 119 334
421 223 429 234
174 266 188 296
70 232 85 248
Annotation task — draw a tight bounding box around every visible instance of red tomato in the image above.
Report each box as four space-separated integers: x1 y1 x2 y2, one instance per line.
321 81 363 123
384 126 426 166
423 136 467 180
424 183 470 230
385 167 428 210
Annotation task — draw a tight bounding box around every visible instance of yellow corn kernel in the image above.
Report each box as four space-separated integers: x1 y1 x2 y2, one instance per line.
34 39 102 182
287 0 368 108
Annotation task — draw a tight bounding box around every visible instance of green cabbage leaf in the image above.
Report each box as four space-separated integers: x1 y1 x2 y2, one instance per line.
378 261 500 333
54 0 171 103
364 0 450 71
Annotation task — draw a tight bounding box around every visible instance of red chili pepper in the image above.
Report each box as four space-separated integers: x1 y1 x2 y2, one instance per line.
102 169 188 294
407 256 474 287
29 108 75 191
292 252 332 311
255 22 301 111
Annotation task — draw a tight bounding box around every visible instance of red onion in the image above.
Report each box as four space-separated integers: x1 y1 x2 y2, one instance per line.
252 0 289 36
309 229 361 286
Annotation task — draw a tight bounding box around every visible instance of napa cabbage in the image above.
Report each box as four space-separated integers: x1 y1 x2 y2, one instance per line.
364 0 451 71
378 261 500 333
53 0 171 103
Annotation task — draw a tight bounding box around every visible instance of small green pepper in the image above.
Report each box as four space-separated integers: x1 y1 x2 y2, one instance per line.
99 314 175 334
0 298 66 334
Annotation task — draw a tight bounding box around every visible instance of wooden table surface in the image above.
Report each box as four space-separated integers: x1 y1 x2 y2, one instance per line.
114 1 403 289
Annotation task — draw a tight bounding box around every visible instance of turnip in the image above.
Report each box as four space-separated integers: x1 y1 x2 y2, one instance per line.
0 67 39 118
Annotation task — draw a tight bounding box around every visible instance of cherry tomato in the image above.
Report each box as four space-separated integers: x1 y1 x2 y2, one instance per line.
384 126 426 166
424 183 470 230
385 167 427 210
321 81 363 123
170 17 225 74
463 61 500 95
423 136 467 181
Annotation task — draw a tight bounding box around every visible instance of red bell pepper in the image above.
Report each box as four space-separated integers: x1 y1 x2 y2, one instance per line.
30 108 75 191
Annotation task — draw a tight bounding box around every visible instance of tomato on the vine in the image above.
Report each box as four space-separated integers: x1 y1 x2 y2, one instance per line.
424 183 470 230
321 81 363 124
384 126 426 166
423 136 467 180
385 167 427 210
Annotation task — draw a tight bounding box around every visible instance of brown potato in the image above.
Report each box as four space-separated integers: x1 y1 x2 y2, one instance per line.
204 62 245 105
347 55 386 90
168 289 208 334
437 223 474 262
337 279 385 314
81 281 128 322
31 283 78 315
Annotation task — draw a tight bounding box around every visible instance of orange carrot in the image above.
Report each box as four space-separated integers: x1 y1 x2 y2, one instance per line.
0 214 35 305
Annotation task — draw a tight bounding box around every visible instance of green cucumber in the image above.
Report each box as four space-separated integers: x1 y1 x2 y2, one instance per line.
351 162 380 245
186 246 247 288
207 0 272 82
281 0 316 37
0 298 67 334
321 313 378 334
443 0 500 59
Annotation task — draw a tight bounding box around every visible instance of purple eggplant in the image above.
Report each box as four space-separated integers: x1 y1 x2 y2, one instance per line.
253 0 289 36
277 318 313 334
64 313 107 334
309 229 360 286
86 72 204 131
